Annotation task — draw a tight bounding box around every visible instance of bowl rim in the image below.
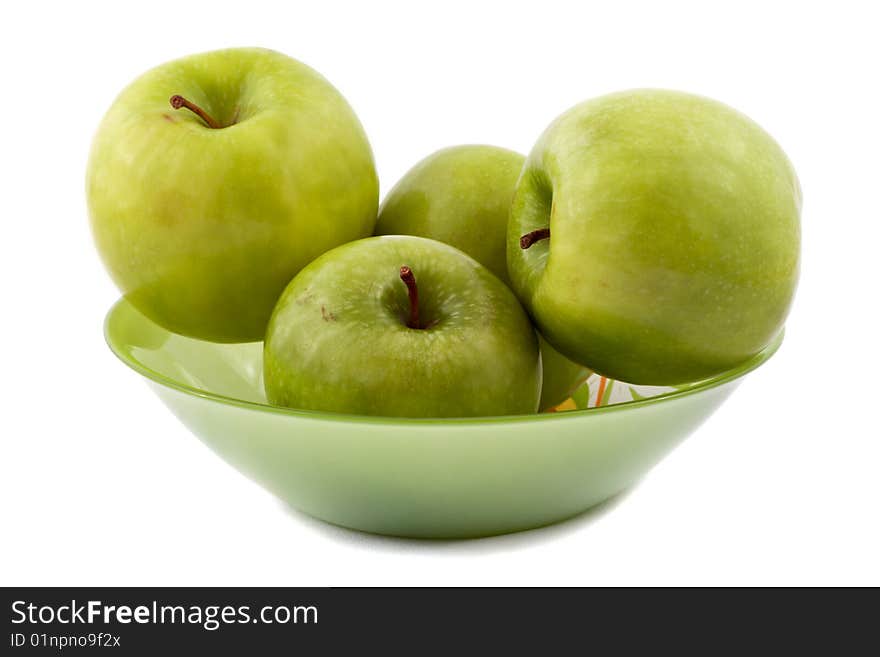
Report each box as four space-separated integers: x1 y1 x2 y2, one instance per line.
104 298 784 426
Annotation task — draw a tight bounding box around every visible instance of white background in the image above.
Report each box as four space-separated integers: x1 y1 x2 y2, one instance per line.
1 0 878 586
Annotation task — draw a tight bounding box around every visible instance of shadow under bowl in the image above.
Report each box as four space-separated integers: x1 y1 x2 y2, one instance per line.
105 299 782 539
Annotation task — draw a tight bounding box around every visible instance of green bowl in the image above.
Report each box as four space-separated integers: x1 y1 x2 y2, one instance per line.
105 299 782 538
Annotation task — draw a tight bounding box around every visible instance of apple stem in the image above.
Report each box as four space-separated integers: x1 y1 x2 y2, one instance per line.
169 95 221 129
520 228 551 249
399 266 421 329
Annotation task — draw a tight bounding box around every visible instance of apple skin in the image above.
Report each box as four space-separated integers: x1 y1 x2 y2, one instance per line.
376 146 522 279
375 145 590 409
87 48 379 342
508 89 801 385
535 333 591 409
264 235 541 417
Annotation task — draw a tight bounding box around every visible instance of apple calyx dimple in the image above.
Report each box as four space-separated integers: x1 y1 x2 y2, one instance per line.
169 95 221 129
399 266 421 329
520 228 551 250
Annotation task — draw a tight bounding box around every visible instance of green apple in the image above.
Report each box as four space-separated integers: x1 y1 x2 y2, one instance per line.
508 89 801 384
264 235 541 417
87 48 379 342
375 145 590 409
535 335 591 410
376 146 522 279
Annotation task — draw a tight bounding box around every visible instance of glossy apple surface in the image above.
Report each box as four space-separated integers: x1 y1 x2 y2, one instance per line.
264 236 541 417
508 89 801 384
87 48 378 342
375 145 590 409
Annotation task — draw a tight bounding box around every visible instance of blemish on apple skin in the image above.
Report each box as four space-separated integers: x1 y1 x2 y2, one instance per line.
162 114 176 123
321 305 336 322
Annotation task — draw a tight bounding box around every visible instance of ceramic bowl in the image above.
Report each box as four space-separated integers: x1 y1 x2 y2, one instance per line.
105 299 782 538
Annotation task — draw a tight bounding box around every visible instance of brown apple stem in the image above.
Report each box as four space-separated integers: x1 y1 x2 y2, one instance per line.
169 95 221 129
399 266 420 329
520 228 551 249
